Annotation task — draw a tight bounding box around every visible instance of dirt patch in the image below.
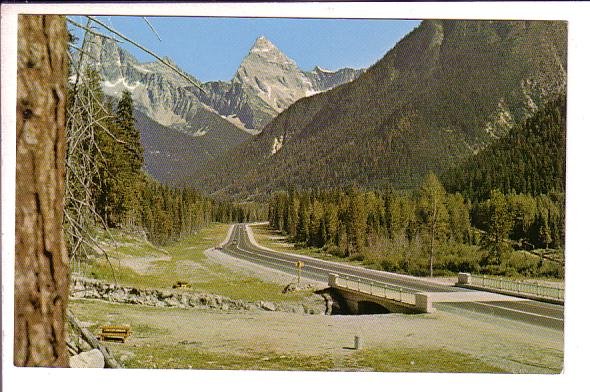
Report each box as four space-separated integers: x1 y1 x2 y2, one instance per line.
118 255 171 274
70 299 563 373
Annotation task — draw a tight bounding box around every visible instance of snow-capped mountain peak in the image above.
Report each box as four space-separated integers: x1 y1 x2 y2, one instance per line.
250 36 277 53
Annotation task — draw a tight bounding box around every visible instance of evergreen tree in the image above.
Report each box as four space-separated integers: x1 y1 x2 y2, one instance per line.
416 172 449 277
346 188 368 255
481 189 514 265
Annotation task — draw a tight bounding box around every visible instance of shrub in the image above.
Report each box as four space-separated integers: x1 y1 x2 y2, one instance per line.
349 253 365 262
325 245 346 258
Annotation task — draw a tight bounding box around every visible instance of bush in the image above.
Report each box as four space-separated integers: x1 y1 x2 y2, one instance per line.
437 242 483 274
538 260 564 279
325 245 346 258
349 253 365 262
507 251 540 277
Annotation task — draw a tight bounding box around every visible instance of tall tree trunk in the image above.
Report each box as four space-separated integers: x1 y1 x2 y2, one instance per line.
429 224 435 277
15 15 69 367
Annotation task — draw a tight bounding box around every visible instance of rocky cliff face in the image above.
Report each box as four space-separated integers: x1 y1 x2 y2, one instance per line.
305 66 364 92
195 36 364 130
81 36 241 138
82 35 363 134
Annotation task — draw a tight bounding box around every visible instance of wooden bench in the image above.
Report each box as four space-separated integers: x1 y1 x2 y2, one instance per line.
98 325 132 343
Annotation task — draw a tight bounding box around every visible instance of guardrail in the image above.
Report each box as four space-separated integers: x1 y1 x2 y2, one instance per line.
331 273 416 305
468 275 564 300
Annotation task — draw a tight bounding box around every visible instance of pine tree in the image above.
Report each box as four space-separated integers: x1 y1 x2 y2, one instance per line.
481 190 514 265
417 172 449 277
346 188 368 255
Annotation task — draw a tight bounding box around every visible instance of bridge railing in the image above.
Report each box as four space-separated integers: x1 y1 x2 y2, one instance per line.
333 273 416 305
469 275 564 300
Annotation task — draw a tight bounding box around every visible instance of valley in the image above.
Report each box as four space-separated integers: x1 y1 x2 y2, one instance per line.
69 224 563 373
61 17 567 373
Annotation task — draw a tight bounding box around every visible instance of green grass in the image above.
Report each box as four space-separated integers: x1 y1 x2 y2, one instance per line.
85 224 314 303
351 347 505 373
121 345 334 370
68 300 516 373
115 344 510 372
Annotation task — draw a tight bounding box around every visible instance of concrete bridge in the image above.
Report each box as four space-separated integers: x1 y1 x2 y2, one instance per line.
327 274 433 314
327 273 532 315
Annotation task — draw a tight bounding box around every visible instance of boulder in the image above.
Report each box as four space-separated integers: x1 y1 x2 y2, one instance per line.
69 349 105 368
260 301 277 311
165 297 180 307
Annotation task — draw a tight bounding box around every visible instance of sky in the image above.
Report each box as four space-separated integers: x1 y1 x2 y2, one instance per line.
69 16 421 82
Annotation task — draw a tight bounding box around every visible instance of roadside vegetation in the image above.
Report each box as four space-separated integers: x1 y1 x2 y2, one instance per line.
265 182 563 279
83 224 314 304
264 97 565 280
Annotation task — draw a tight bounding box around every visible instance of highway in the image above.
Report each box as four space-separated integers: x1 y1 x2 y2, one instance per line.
219 223 564 330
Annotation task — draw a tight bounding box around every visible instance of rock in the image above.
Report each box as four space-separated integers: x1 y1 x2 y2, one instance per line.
282 283 298 293
188 297 199 307
119 351 135 363
71 291 85 298
165 297 180 307
78 338 93 352
69 349 105 368
159 291 173 300
260 301 277 311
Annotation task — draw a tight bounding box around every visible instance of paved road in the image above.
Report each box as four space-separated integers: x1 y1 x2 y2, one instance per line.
219 224 564 330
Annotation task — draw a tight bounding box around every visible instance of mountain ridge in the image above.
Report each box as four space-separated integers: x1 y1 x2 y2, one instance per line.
191 20 567 199
79 33 363 185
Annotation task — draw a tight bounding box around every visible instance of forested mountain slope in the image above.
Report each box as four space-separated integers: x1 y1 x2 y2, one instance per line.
442 94 566 201
135 110 251 185
193 20 567 199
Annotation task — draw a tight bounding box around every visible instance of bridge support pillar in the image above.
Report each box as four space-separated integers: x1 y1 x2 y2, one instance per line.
328 273 339 287
415 293 434 313
458 272 472 285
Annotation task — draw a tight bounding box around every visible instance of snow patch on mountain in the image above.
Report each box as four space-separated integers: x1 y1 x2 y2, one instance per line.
313 66 336 74
271 135 284 155
103 77 142 93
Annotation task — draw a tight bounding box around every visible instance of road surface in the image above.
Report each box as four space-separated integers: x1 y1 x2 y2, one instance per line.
219 224 564 330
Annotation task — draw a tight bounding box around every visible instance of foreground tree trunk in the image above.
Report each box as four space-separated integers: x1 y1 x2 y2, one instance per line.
15 15 69 367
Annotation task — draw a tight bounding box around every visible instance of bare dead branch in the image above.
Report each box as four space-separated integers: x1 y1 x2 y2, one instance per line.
143 17 162 42
66 17 123 43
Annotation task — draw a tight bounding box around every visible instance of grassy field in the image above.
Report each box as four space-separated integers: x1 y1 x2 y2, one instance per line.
119 343 505 372
84 224 314 303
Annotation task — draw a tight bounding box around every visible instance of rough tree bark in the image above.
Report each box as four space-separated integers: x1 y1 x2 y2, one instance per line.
15 15 69 367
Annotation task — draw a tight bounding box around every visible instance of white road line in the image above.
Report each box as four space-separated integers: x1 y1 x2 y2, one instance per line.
468 301 564 322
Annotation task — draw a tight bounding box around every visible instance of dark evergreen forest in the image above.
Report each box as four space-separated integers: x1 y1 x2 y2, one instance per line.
266 97 566 278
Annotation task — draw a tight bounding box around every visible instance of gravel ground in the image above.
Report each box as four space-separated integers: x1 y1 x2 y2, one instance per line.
70 298 563 373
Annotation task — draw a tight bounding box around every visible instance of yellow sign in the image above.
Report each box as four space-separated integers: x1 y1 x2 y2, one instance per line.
295 261 304 284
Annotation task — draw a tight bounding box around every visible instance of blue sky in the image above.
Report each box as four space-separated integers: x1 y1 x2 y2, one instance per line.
69 16 420 82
